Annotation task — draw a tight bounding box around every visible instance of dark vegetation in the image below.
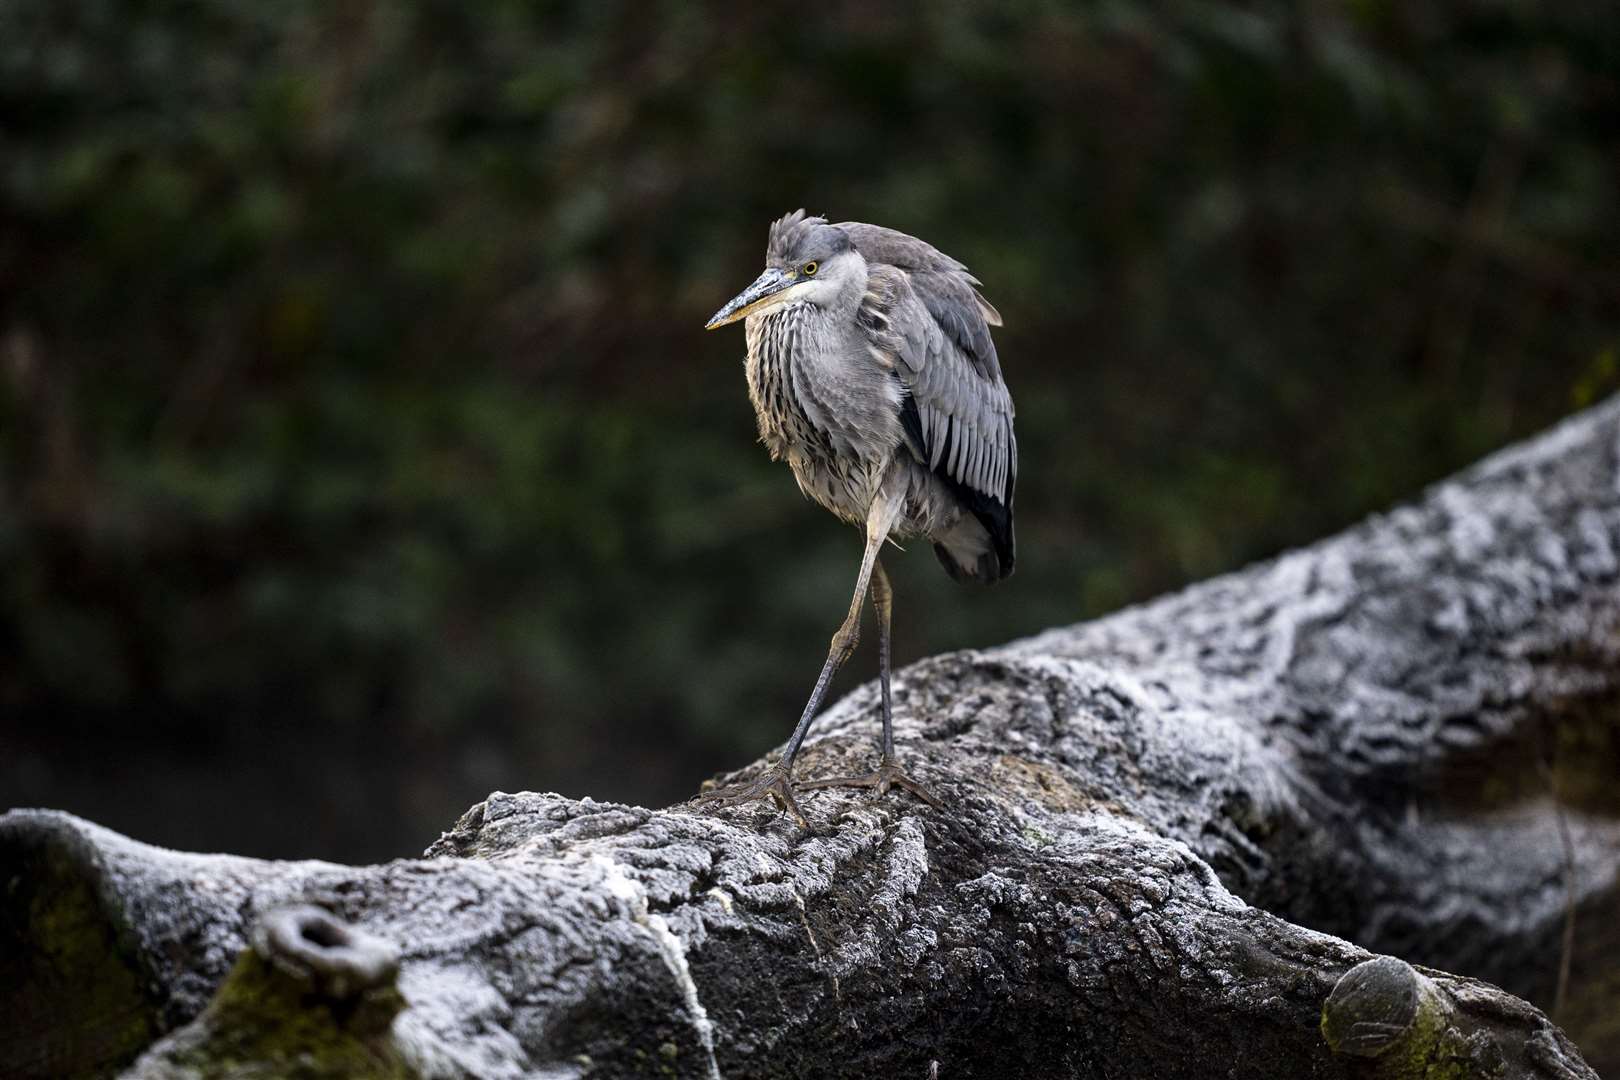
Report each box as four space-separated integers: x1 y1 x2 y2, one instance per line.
2 1 1618 861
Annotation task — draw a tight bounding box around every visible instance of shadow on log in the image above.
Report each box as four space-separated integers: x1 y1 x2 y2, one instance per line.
4 396 1619 1078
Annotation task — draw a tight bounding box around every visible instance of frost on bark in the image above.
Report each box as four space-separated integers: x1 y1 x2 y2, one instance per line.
4 397 1619 1080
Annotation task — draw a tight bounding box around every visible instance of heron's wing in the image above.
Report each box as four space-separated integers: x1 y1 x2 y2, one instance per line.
838 222 1004 380
843 224 1017 514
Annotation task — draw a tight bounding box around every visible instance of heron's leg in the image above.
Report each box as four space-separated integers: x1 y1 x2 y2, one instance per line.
872 559 896 760
693 490 902 826
800 557 942 808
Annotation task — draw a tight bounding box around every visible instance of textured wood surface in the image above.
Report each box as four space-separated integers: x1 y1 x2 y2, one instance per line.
3 397 1617 1079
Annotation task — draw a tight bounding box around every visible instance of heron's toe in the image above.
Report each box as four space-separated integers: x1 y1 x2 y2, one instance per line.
799 757 943 810
691 765 811 828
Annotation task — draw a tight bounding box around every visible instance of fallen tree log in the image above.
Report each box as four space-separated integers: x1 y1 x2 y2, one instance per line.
4 396 1618 1079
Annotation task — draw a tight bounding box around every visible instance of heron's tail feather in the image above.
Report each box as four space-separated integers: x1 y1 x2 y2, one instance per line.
933 542 999 583
931 507 1014 585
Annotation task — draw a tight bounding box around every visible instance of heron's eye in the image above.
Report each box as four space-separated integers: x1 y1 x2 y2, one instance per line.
802 261 818 276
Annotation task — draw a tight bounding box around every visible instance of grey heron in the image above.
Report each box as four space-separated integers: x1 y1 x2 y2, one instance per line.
698 210 1017 825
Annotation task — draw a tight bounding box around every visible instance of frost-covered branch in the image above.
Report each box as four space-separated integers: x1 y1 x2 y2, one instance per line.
4 397 1619 1079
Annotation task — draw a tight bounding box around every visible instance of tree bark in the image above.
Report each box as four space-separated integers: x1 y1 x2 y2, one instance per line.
4 397 1618 1080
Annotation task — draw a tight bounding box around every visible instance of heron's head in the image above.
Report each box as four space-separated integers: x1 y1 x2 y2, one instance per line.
705 210 860 329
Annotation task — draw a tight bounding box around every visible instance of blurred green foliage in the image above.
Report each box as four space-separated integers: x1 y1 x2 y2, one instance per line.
2 1 1617 860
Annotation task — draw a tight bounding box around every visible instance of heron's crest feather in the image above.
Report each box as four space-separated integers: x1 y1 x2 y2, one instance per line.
767 209 824 263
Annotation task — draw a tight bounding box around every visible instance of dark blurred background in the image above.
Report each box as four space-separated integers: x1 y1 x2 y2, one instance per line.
2 1 1616 864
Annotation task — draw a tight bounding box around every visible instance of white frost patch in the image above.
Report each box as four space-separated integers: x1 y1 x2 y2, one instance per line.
591 853 642 907
589 855 723 1080
394 964 527 1079
641 909 722 1080
870 816 929 928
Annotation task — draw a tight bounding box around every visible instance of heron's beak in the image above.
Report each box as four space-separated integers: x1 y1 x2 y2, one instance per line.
705 267 797 329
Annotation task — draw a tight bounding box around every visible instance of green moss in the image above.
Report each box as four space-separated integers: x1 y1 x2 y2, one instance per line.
1392 992 1476 1080
0 826 160 1078
1320 966 1497 1080
128 950 412 1079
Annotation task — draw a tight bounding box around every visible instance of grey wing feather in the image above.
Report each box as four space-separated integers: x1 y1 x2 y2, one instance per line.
843 223 1017 512
839 222 1005 380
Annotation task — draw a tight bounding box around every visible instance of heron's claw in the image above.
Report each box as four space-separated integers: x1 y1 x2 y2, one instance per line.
692 765 811 828
798 757 943 809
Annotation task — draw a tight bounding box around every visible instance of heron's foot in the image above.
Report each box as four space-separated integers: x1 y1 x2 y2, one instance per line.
799 756 943 809
693 764 811 828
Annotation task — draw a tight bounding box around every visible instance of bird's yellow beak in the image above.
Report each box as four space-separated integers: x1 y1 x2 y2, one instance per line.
705 267 797 329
